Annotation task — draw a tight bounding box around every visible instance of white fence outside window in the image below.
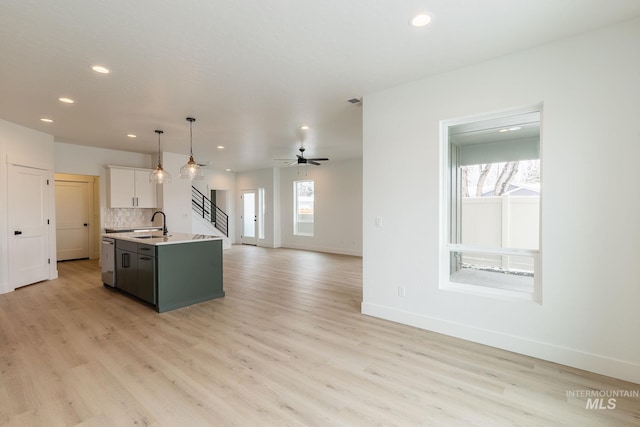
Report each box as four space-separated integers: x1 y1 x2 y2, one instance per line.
461 195 539 271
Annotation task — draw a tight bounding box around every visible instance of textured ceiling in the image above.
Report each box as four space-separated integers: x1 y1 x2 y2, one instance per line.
1 0 639 171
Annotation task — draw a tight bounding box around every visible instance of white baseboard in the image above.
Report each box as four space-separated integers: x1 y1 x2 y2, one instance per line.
0 282 12 295
361 302 640 385
282 242 362 257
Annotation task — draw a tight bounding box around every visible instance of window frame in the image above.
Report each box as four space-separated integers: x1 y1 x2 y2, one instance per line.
293 179 314 237
439 106 543 302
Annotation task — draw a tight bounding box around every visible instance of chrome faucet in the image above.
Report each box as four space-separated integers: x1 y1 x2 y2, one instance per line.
151 211 168 235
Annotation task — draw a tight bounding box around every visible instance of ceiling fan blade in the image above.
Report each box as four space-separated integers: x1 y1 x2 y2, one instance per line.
276 149 327 166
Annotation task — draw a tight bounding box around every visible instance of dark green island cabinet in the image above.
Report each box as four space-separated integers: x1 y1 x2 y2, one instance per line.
113 234 224 312
115 240 156 304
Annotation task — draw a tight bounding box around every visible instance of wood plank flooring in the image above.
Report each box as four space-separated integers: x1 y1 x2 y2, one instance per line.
0 245 638 426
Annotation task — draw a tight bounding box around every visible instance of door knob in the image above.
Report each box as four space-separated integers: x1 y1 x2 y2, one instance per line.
14 230 22 235
84 223 88 227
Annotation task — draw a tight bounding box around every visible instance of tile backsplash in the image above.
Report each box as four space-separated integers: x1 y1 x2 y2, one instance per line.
104 208 160 229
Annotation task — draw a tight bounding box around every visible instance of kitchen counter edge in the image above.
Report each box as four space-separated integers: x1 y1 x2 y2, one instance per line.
103 232 223 246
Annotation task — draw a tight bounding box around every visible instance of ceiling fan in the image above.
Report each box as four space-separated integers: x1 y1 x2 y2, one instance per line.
276 146 329 166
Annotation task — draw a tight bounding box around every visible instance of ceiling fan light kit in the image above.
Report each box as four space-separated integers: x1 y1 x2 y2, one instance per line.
180 117 204 180
150 130 172 184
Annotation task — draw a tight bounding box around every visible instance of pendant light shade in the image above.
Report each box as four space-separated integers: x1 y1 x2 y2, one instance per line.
150 130 172 184
180 117 204 180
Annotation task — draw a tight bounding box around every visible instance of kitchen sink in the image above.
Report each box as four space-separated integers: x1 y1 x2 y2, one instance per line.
134 234 171 239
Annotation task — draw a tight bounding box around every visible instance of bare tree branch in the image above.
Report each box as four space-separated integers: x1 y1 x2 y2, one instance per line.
495 162 519 196
476 164 493 197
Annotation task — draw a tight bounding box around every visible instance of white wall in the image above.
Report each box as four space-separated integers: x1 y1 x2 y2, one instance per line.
0 119 57 293
157 151 192 234
362 18 640 383
280 159 362 256
55 142 154 174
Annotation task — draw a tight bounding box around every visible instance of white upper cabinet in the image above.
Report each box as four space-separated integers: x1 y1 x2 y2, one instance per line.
133 169 156 208
107 166 157 208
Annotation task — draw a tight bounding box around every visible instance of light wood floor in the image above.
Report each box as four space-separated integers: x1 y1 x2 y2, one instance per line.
1 245 638 426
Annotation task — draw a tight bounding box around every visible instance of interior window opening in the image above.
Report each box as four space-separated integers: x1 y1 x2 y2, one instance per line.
443 108 542 299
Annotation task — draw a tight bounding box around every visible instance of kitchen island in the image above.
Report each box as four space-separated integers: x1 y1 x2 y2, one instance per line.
105 232 224 312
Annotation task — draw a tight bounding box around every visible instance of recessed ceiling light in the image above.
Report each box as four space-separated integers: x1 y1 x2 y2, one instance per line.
58 97 74 104
40 118 53 123
217 145 224 149
300 125 310 130
127 134 137 138
410 13 432 27
225 169 232 172
91 65 111 74
499 126 522 133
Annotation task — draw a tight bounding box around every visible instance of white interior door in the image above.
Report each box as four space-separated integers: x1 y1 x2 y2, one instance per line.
8 164 50 288
55 180 90 260
241 190 257 245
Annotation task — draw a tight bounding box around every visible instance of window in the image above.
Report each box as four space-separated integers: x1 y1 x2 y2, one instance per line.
294 180 314 236
258 188 265 240
441 108 542 300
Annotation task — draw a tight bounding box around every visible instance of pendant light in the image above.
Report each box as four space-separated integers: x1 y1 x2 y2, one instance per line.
180 117 204 180
150 130 172 184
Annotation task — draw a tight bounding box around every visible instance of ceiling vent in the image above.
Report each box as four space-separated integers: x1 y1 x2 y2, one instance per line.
347 97 362 105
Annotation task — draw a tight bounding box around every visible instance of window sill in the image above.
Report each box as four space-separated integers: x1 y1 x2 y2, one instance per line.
440 280 540 303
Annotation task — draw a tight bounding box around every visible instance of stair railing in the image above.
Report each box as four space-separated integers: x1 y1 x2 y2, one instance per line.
191 186 229 237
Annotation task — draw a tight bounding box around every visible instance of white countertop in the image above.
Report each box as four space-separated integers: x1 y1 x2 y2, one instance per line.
104 231 223 246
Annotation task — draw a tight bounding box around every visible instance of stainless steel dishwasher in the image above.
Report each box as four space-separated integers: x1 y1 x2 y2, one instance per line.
101 237 116 287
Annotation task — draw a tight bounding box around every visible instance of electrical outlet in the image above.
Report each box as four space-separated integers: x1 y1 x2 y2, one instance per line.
375 217 383 227
398 286 406 297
